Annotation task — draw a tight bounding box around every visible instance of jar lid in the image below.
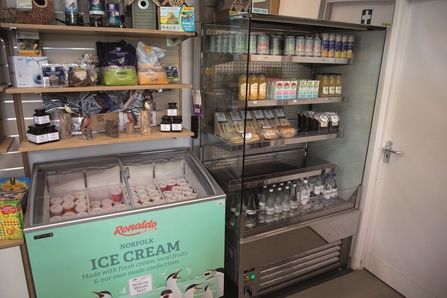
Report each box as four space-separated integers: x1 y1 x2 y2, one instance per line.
28 125 49 133
34 108 46 113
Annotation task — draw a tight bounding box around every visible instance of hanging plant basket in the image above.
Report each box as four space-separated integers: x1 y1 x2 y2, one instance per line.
17 0 55 24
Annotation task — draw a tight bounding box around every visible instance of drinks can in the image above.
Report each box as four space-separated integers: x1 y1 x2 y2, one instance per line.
313 34 321 57
221 34 229 54
215 33 223 53
304 35 313 56
341 35 348 58
228 32 235 54
295 36 305 56
347 35 355 59
269 35 280 55
328 34 335 57
335 34 342 58
257 34 269 55
284 35 295 55
209 34 217 53
234 32 246 53
321 33 329 57
249 33 257 54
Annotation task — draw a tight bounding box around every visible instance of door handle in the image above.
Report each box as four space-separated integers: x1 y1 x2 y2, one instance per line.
383 141 403 163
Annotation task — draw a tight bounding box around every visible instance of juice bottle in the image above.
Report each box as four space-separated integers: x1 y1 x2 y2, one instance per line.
320 74 329 97
328 73 336 97
335 74 342 96
248 73 258 100
239 74 247 101
257 73 267 100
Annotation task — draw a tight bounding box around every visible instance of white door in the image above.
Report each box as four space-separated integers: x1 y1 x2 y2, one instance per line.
352 1 447 298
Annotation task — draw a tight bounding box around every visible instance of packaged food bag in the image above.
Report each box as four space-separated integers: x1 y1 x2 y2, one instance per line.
136 41 168 85
96 40 138 86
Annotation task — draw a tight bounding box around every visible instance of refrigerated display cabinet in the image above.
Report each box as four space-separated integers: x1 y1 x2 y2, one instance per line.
24 147 226 298
199 12 387 297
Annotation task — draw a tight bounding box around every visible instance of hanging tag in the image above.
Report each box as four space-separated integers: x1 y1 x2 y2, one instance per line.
192 90 202 117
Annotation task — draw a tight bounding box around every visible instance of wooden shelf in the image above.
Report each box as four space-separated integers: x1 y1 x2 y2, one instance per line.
0 137 14 153
0 23 196 40
5 83 193 94
0 84 9 92
0 239 24 249
19 129 194 152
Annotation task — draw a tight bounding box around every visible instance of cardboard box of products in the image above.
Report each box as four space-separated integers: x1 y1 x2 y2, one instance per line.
88 112 119 132
9 56 48 88
159 6 194 32
0 177 29 240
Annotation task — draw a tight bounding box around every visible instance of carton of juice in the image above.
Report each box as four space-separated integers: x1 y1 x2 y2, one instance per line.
298 79 307 98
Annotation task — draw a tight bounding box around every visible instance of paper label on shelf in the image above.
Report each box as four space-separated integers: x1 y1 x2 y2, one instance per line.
253 110 264 120
239 111 252 120
215 112 227 123
264 110 275 120
274 109 286 118
229 111 241 122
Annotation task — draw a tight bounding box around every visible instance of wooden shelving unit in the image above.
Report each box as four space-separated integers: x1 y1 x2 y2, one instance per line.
0 239 24 249
19 129 194 152
0 137 14 153
0 23 196 40
5 83 193 94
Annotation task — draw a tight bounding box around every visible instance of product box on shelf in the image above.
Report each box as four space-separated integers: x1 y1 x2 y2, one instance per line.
159 6 194 32
8 56 48 88
0 177 29 240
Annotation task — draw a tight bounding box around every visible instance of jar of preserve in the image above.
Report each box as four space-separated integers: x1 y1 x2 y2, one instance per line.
167 102 178 116
160 116 172 132
27 125 49 144
172 116 183 132
47 125 60 142
33 108 50 126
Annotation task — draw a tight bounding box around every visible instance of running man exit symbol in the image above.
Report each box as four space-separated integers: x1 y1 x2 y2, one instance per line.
361 9 373 24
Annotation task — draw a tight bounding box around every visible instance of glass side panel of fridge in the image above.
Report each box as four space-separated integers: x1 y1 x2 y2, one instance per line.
27 148 224 227
200 22 386 239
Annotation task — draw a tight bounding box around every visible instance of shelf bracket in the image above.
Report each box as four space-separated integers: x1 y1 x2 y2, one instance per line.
167 32 196 47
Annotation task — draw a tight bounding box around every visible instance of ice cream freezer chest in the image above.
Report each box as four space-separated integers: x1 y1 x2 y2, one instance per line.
23 148 226 298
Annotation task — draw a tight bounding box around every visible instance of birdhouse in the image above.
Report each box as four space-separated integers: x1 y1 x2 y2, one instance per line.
131 0 157 29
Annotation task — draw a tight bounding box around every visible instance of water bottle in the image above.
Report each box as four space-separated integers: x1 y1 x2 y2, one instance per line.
282 185 291 213
258 185 268 210
231 192 242 215
289 183 299 212
265 188 276 223
313 175 322 196
331 173 338 198
245 193 257 228
274 187 284 218
301 179 310 205
323 174 332 200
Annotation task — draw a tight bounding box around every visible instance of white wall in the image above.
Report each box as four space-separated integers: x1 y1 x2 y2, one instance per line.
278 0 320 18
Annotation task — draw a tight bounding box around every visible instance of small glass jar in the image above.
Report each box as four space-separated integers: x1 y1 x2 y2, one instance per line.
167 102 178 116
47 125 60 142
172 116 183 132
160 116 172 132
33 108 50 126
27 125 49 144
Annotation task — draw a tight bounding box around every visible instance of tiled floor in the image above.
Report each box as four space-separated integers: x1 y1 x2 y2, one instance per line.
263 269 405 298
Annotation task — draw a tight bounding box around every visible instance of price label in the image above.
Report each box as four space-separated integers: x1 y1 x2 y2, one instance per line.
264 109 275 119
274 109 286 118
215 112 227 123
253 110 264 120
240 111 252 120
229 111 241 122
